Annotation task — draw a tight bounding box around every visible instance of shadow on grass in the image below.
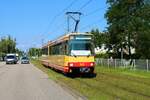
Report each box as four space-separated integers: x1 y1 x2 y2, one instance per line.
64 73 97 78
43 64 97 78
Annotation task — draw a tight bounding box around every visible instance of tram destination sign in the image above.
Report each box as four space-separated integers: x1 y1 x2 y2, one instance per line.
70 35 92 40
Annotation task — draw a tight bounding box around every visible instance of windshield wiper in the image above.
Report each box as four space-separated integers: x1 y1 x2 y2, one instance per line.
71 52 77 57
87 54 90 57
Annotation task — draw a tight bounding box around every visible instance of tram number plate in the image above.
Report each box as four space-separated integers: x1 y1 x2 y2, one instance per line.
80 68 90 73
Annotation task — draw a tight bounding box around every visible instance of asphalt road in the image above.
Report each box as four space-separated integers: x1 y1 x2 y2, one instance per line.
0 62 78 100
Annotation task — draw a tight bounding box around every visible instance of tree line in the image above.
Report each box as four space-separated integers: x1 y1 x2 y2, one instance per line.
91 0 150 59
0 35 23 60
28 48 42 58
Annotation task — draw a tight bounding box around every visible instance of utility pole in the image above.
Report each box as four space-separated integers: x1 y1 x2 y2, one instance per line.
41 38 44 47
121 44 123 66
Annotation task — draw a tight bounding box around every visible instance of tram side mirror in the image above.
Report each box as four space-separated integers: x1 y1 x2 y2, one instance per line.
87 54 90 57
71 53 77 57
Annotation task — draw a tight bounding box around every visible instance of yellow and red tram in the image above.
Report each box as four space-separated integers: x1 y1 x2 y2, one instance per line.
41 32 95 74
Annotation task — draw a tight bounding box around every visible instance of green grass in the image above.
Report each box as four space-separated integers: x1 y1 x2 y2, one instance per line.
31 59 150 100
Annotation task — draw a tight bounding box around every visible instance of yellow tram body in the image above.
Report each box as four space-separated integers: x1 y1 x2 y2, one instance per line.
41 32 95 74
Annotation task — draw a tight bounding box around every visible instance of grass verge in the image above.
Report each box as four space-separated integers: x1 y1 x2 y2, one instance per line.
31 59 150 100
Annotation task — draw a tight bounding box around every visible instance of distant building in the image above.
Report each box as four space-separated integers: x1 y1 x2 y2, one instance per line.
95 44 108 54
95 44 135 55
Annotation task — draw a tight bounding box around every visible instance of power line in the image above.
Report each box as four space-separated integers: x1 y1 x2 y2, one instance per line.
51 19 66 34
43 0 78 34
45 0 93 35
83 7 106 18
40 19 67 46
33 0 78 47
80 18 104 31
78 0 93 11
28 0 99 49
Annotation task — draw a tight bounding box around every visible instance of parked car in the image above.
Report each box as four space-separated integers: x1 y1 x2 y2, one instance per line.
21 57 30 64
6 54 18 64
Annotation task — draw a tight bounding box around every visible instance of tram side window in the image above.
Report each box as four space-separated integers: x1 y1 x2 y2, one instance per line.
59 44 63 55
51 45 58 55
50 41 68 55
64 44 67 55
63 42 68 55
51 44 59 55
49 47 51 55
51 46 54 55
42 47 48 55
60 41 68 55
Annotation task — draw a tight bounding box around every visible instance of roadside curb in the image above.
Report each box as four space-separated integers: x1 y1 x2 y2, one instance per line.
0 62 6 68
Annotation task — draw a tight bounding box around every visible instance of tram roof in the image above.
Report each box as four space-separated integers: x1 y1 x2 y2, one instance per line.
42 32 92 48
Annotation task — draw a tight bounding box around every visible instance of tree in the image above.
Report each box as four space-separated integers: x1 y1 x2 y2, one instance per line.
28 48 42 57
134 1 150 58
105 0 150 59
0 36 16 54
0 35 17 60
91 29 111 58
15 48 24 57
91 29 108 48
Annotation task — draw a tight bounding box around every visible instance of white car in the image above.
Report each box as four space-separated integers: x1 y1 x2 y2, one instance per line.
6 54 18 64
21 57 30 64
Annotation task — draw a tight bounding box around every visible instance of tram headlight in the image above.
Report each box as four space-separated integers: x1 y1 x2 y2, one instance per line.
69 63 74 67
90 62 94 66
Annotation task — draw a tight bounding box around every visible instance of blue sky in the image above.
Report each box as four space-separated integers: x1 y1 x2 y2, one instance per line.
0 0 107 51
